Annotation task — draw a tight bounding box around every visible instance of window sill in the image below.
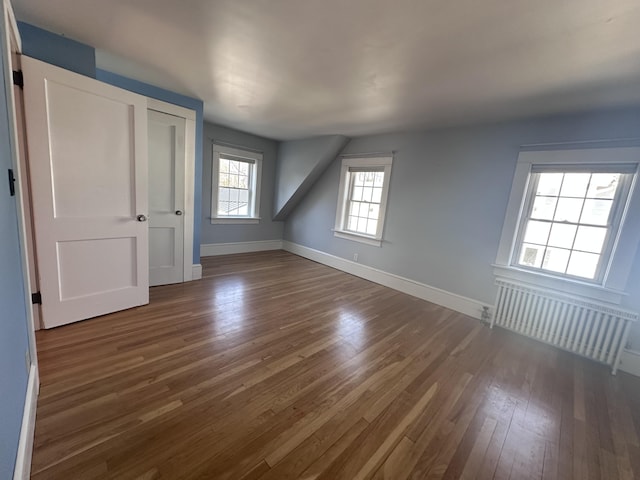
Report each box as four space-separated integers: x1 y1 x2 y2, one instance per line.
211 217 260 225
333 230 382 247
492 264 626 304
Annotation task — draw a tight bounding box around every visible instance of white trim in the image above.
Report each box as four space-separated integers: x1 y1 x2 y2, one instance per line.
147 98 196 121
334 155 393 242
13 364 38 480
211 143 262 223
183 117 195 281
191 264 202 280
333 230 382 247
492 265 625 304
282 241 488 319
201 240 283 257
146 102 197 283
3 0 39 364
495 146 640 295
210 217 260 225
619 349 640 378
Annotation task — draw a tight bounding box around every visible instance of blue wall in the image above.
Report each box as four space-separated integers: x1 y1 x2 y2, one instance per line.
19 22 203 263
18 21 95 77
1 15 31 479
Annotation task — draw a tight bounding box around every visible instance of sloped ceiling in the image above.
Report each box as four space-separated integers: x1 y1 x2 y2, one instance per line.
13 0 640 140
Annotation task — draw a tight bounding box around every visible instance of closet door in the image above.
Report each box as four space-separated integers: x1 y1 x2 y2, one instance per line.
22 56 149 328
148 109 185 286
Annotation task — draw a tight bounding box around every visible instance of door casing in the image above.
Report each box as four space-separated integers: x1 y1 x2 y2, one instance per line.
147 98 196 284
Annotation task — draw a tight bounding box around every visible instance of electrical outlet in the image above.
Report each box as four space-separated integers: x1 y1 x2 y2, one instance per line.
353 253 358 262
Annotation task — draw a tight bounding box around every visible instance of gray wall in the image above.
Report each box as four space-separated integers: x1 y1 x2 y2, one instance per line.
274 135 349 220
201 122 283 245
0 12 31 477
283 107 640 348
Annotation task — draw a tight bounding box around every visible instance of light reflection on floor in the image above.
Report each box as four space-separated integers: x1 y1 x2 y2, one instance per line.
337 308 366 352
210 277 247 334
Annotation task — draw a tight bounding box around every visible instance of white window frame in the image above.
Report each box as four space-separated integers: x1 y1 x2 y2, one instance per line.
211 144 262 224
334 155 393 247
494 147 640 304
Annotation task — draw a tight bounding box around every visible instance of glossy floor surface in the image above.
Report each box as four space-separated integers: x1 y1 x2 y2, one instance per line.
32 251 640 479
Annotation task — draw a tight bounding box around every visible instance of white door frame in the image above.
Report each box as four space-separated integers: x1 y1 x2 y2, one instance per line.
2 1 39 478
2 0 39 368
147 98 195 282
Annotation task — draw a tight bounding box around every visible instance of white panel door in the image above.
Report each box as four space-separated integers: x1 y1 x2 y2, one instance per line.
21 56 149 329
148 109 185 286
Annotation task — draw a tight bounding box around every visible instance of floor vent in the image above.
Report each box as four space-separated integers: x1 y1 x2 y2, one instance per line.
491 278 637 374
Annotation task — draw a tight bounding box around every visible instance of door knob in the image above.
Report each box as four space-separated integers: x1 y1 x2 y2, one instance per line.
175 210 183 216
137 214 147 222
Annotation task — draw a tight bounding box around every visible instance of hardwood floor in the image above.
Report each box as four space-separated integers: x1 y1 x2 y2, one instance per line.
31 251 640 479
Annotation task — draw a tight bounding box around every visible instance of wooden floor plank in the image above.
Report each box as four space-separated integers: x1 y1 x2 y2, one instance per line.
30 251 640 479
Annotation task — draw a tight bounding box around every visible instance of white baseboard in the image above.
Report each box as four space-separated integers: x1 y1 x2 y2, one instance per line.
282 241 488 320
619 349 640 377
13 364 38 480
200 240 284 257
192 264 202 280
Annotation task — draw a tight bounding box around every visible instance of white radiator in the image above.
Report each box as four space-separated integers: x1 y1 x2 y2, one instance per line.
491 278 638 374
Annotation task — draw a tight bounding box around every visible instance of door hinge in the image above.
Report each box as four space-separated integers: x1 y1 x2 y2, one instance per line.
31 292 42 305
7 169 16 196
12 70 23 89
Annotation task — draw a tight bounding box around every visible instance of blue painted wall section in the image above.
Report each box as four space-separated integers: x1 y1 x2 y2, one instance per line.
18 22 204 264
96 69 204 264
0 14 31 479
18 21 95 77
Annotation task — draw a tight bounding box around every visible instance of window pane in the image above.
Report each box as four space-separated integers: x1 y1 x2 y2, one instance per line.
347 216 357 231
354 173 366 187
573 226 607 254
374 172 385 187
238 162 249 175
349 201 360 216
219 187 230 201
554 198 583 223
523 220 551 245
239 189 249 203
542 247 570 273
567 251 600 279
372 187 383 203
536 173 563 196
239 175 248 189
352 186 363 201
518 243 544 268
369 203 380 220
219 159 229 173
364 172 376 186
366 219 377 235
357 217 367 232
531 196 557 220
547 223 577 249
219 172 229 187
587 173 619 199
580 199 612 226
218 201 229 215
560 173 590 198
362 187 373 203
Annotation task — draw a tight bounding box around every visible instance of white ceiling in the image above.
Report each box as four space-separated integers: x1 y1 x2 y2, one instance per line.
13 0 640 140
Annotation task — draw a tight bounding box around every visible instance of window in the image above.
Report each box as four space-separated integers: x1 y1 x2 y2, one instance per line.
514 168 633 281
211 144 261 224
495 147 640 303
334 156 393 246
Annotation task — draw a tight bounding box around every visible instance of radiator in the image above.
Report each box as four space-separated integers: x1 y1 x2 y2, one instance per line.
491 278 638 374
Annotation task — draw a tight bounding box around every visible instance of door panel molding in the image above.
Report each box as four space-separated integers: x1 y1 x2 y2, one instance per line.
148 98 196 284
22 56 149 328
